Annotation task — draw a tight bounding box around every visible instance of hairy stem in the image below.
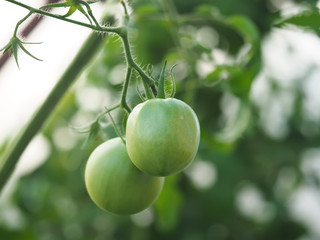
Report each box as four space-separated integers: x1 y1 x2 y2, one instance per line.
0 31 108 193
119 32 155 98
120 67 132 114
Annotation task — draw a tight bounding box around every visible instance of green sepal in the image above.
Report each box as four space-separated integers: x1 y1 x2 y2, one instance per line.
140 76 154 99
80 120 101 148
63 5 78 17
11 41 19 68
136 84 147 102
18 41 43 62
156 60 167 99
0 36 42 69
71 4 92 24
105 107 126 144
0 42 11 53
41 0 96 25
169 64 177 98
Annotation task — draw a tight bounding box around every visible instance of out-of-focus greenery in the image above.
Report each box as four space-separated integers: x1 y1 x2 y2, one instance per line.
1 0 320 239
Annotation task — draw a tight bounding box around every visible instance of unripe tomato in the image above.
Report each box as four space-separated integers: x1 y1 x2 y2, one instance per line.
126 98 200 176
85 138 164 215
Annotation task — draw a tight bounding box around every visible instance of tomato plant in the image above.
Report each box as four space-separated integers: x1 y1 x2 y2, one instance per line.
126 98 200 176
85 137 164 215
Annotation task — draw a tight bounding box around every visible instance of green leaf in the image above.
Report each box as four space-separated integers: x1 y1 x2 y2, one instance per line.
274 9 320 34
228 47 261 98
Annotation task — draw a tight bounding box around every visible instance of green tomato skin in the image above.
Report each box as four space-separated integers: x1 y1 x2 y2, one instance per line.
126 98 200 176
85 138 164 215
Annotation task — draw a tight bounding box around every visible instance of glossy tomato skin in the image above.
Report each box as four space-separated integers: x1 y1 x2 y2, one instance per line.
126 98 200 176
85 138 164 215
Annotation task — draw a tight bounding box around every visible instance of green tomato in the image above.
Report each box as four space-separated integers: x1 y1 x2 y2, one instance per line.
85 137 164 215
126 98 200 176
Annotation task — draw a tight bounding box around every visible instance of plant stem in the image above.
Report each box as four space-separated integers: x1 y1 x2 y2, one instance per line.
0 31 108 193
119 32 155 98
97 104 120 121
14 12 33 36
5 0 120 33
120 67 132 114
105 109 126 144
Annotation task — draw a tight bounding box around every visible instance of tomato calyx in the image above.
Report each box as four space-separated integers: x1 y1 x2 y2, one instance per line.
153 61 176 99
156 60 167 99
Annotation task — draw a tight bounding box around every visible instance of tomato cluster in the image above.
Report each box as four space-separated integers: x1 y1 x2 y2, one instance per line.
85 98 200 215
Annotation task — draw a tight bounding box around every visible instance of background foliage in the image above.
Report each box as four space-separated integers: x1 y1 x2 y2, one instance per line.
1 0 320 239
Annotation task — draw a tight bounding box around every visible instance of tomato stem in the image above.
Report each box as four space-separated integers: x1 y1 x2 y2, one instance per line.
120 67 132 114
105 109 126 144
13 11 33 37
119 32 155 99
97 104 120 121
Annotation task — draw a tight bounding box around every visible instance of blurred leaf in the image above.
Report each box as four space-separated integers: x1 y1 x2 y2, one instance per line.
228 45 261 98
205 65 242 86
226 15 259 43
154 175 183 232
201 129 236 152
274 7 320 34
81 120 101 148
215 100 252 143
200 100 252 152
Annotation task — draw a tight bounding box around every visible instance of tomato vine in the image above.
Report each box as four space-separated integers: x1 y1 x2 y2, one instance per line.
0 0 160 193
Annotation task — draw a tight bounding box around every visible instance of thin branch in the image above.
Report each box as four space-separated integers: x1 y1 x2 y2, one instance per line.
120 67 132 113
97 104 120 121
119 33 156 98
4 0 120 34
